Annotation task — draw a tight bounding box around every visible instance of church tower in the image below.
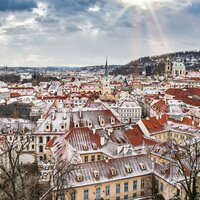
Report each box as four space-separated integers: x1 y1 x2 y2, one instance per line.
164 57 172 78
102 58 111 95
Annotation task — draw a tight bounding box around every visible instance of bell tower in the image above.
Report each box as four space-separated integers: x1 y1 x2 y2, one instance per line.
102 57 111 95
165 57 172 78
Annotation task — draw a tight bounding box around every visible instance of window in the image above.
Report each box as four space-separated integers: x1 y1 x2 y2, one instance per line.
124 195 128 200
97 155 101 160
124 182 128 192
84 190 88 200
39 136 43 143
70 192 76 200
60 191 65 200
32 136 34 141
133 180 137 190
106 185 110 196
84 156 88 162
160 182 163 192
39 145 43 153
141 179 145 189
32 144 34 149
91 155 95 161
96 187 101 200
116 184 120 194
116 197 120 200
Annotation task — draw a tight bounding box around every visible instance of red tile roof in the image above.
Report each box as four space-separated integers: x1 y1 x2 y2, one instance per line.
142 114 169 133
151 99 167 113
125 125 158 146
165 88 200 106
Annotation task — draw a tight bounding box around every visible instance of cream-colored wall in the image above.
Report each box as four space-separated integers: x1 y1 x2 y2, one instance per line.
150 154 170 165
58 175 150 200
153 130 193 144
81 152 112 163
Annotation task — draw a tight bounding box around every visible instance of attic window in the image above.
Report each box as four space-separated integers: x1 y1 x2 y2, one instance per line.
111 117 115 125
110 167 117 176
155 147 160 153
83 144 88 151
139 163 147 171
61 125 65 129
93 170 100 179
92 143 98 150
76 173 83 182
125 165 133 173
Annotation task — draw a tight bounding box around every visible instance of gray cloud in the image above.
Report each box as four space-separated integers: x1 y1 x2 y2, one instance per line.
0 0 199 66
0 0 37 12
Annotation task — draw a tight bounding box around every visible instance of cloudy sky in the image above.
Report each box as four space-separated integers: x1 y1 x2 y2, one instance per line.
0 0 199 67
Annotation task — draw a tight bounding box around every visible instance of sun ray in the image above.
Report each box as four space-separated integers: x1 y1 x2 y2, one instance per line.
147 4 171 52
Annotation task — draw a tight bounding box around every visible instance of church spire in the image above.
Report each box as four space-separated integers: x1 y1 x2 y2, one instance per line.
104 57 108 77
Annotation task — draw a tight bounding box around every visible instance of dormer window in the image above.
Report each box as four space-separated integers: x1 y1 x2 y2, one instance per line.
93 170 100 179
45 123 50 131
83 144 88 151
76 173 83 182
92 143 98 150
100 118 105 127
86 119 93 128
110 167 117 176
155 147 160 153
111 117 115 125
125 165 133 173
139 163 146 171
60 122 65 131
74 121 79 128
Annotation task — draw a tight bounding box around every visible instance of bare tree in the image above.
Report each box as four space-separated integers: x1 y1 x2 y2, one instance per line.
167 139 200 200
39 160 77 200
144 174 165 200
0 128 42 200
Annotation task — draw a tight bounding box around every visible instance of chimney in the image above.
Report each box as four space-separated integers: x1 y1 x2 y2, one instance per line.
100 136 105 146
156 115 159 120
117 145 123 154
192 120 195 126
79 110 82 118
92 128 96 135
63 112 67 120
51 112 55 120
